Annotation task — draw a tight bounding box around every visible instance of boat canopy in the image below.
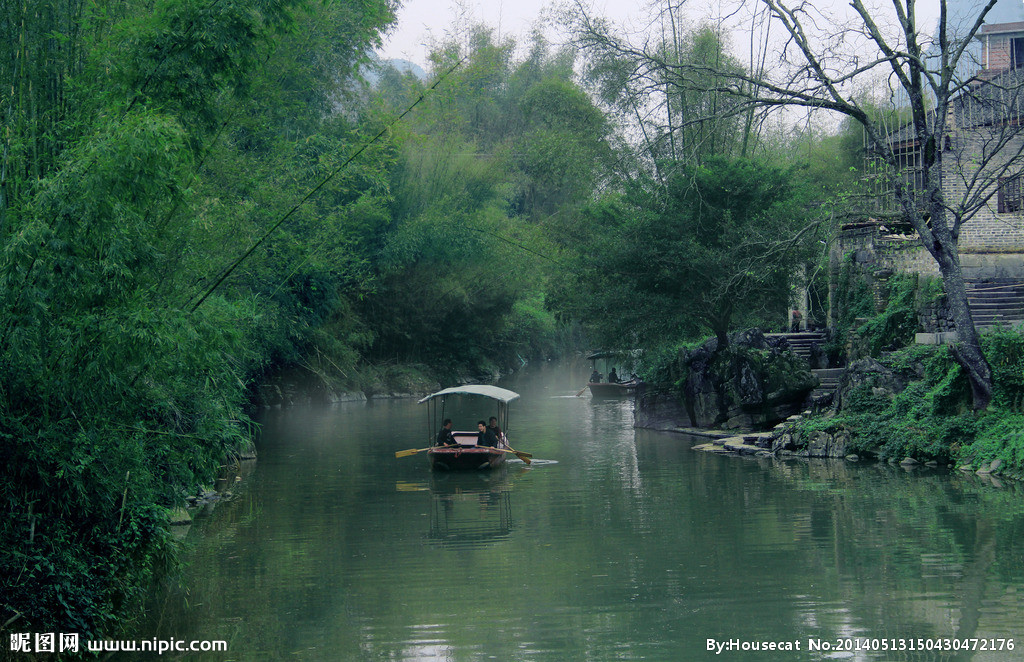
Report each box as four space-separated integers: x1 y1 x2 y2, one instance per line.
586 349 642 361
418 385 520 404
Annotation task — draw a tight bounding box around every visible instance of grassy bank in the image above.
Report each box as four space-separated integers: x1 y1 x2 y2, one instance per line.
792 267 1024 478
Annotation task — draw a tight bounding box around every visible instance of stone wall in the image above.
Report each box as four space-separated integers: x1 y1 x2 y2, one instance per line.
917 295 955 334
831 221 1024 328
942 125 1024 251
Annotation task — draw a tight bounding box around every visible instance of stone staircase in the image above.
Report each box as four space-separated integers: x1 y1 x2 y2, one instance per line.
811 368 844 400
765 332 841 402
966 279 1024 330
765 332 826 361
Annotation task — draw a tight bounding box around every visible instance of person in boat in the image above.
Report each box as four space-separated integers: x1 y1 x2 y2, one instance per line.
436 419 457 447
589 369 602 383
608 367 619 383
477 421 499 447
487 416 503 444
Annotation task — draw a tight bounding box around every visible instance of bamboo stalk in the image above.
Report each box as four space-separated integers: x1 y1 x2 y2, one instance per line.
117 471 130 531
3 610 24 628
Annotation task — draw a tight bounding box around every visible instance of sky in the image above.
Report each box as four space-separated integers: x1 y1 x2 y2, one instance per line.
377 0 637 66
377 0 1024 70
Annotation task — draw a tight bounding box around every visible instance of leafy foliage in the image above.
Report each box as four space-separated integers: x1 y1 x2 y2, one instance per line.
0 6 617 635
796 329 1024 473
361 29 608 370
856 273 923 355
556 155 818 350
0 0 399 637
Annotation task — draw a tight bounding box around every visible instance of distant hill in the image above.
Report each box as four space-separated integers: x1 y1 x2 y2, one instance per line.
386 58 428 80
363 54 428 85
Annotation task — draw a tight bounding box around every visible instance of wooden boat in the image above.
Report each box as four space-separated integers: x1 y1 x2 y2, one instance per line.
418 385 520 471
587 379 640 397
585 350 642 398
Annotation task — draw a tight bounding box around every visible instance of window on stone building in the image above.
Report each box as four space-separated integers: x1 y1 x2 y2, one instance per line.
1013 37 1024 69
998 174 1023 213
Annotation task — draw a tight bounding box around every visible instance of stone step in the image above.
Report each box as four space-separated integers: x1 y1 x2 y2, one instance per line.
965 280 1024 292
765 333 826 360
965 279 1024 330
810 368 842 399
975 318 1024 329
974 312 1024 321
765 333 826 342
966 297 1024 305
969 301 1024 310
970 305 1024 313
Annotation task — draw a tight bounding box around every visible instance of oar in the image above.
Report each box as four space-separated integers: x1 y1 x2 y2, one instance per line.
395 447 431 458
575 385 587 397
502 447 532 464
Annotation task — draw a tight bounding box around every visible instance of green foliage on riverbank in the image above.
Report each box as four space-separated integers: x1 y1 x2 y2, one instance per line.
799 323 1024 476
1 2 602 638
824 261 943 362
553 155 821 350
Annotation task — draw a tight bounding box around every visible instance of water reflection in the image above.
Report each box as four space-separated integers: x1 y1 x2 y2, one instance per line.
428 470 516 548
127 363 1024 661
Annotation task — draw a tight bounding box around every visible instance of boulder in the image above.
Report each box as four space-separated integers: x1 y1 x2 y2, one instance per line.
834 356 924 410
806 430 851 458
637 329 816 430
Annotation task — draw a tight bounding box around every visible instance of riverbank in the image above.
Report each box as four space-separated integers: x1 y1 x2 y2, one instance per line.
636 329 1024 483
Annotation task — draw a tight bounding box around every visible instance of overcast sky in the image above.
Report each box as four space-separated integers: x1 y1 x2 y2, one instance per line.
377 0 637 65
377 0 1024 70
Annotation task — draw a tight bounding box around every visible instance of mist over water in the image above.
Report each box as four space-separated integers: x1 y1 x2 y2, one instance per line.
133 363 1024 661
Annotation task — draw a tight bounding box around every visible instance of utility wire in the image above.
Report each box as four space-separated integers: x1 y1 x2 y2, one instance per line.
189 58 464 313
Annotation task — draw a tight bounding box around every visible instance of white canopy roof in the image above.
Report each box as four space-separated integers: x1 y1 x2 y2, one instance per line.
418 385 520 404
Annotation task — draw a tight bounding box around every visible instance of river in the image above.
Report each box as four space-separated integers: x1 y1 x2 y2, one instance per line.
133 363 1024 661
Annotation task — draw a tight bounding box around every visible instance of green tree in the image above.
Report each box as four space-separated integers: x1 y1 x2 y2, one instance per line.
613 0 1013 409
0 0 397 635
560 156 818 349
361 28 610 369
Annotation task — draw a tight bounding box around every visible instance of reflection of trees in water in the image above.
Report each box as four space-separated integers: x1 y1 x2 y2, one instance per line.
757 458 1024 659
137 389 1024 661
428 470 516 548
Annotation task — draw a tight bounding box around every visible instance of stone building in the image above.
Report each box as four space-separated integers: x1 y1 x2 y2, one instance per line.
827 20 1024 336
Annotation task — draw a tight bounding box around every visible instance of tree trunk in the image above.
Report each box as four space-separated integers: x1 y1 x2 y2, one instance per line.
931 236 993 410
711 308 731 352
714 325 729 352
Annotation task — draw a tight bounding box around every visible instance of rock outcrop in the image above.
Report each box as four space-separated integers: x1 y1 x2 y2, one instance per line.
693 411 855 459
832 356 924 411
636 329 817 430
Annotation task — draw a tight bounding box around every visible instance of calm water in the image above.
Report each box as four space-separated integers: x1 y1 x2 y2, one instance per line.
135 364 1024 661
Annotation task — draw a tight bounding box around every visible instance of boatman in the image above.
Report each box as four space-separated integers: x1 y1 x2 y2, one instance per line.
488 417 503 444
477 421 499 447
436 419 457 446
608 367 619 383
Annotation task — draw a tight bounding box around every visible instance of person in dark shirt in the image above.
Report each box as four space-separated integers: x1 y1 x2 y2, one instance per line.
488 417 503 444
476 420 499 447
436 419 457 446
608 368 619 383
590 370 602 383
